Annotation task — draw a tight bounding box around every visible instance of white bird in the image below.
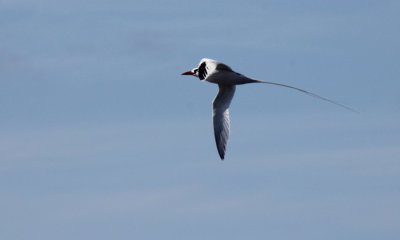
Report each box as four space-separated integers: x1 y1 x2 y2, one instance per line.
181 58 355 160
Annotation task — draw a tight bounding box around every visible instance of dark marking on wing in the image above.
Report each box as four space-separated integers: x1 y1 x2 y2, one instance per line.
198 62 207 80
216 63 233 72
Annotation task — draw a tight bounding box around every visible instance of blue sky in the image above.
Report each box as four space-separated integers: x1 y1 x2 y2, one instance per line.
1 0 399 239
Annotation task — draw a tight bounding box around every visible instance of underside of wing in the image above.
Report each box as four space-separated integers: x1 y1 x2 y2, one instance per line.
212 85 236 160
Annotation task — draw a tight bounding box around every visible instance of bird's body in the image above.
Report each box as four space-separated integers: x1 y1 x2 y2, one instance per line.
182 58 355 160
207 70 255 85
190 58 255 85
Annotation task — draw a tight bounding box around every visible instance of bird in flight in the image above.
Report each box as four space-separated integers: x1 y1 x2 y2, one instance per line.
181 58 355 160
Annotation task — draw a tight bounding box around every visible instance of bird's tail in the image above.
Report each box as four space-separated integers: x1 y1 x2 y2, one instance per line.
251 79 358 113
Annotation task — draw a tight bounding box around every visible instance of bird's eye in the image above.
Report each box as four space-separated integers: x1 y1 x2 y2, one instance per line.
194 69 198 74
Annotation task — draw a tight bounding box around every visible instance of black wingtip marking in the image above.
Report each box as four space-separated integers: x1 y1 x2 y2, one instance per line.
198 62 207 80
217 145 225 160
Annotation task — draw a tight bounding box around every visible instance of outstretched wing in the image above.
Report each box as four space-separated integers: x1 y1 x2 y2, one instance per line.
212 85 236 160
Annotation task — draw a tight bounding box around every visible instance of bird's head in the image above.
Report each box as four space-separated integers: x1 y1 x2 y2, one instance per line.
181 59 212 80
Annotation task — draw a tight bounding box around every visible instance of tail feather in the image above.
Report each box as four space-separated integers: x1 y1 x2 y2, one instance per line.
252 79 358 113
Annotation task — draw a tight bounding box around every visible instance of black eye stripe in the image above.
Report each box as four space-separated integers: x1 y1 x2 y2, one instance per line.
198 62 207 80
